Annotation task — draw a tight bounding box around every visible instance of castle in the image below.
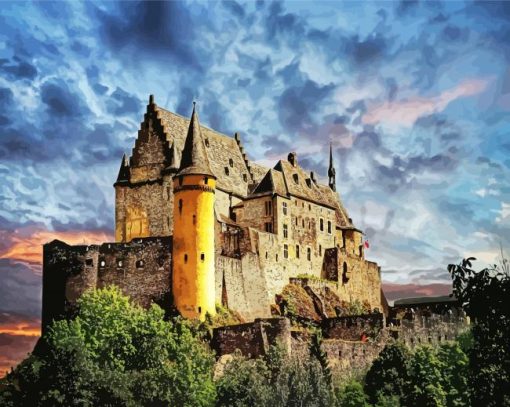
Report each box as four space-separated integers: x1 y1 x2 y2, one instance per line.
42 95 385 329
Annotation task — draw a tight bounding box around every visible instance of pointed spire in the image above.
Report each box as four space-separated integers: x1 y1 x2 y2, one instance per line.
328 142 336 191
115 153 130 185
176 103 215 177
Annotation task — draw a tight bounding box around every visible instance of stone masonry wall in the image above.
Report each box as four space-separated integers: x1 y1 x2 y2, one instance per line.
211 317 291 358
42 237 172 333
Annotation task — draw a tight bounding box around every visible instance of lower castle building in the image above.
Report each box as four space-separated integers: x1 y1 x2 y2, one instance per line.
42 95 386 330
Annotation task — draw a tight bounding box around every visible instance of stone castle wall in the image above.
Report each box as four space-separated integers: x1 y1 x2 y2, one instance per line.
42 237 172 334
213 312 468 378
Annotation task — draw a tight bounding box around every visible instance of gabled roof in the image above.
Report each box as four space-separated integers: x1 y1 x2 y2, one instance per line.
177 104 215 177
252 169 287 196
155 106 251 196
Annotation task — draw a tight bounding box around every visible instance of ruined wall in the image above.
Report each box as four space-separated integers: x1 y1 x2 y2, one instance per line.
42 237 172 333
211 318 291 358
322 314 384 341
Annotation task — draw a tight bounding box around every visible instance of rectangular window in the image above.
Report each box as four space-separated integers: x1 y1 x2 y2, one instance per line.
282 201 288 215
296 245 300 259
327 220 332 234
284 244 288 259
319 245 322 256
265 222 273 233
283 224 288 238
320 218 324 232
307 247 311 261
265 201 272 216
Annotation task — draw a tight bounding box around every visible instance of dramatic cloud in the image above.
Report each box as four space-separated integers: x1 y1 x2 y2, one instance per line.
0 0 509 374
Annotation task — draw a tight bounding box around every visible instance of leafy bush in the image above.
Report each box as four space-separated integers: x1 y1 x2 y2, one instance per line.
0 286 216 407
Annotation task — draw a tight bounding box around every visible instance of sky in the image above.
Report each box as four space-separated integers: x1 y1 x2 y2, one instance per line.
0 0 509 374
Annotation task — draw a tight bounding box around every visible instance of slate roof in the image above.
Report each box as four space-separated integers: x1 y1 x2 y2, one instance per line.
155 106 250 196
177 105 215 177
393 295 457 306
152 104 355 229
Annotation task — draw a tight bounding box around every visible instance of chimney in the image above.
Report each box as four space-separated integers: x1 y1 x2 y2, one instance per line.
288 152 297 167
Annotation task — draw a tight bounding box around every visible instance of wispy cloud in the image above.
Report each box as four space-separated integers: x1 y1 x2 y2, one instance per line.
362 78 490 127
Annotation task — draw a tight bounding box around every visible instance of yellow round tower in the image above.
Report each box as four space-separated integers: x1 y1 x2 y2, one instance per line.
172 103 216 320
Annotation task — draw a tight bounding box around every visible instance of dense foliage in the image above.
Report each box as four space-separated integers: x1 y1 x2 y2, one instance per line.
448 255 510 407
0 287 216 406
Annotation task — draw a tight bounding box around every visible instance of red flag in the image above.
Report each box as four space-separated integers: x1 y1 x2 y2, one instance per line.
364 240 370 249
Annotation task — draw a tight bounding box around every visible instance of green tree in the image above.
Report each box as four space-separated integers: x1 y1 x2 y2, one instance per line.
404 346 446 407
364 342 410 404
336 380 369 407
436 342 469 407
0 286 216 407
448 254 510 406
215 356 271 407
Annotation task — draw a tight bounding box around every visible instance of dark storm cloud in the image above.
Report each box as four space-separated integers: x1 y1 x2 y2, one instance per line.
0 259 41 317
0 57 38 81
342 32 390 66
108 87 142 116
93 1 203 71
41 79 90 118
276 61 335 133
222 0 245 19
265 1 306 43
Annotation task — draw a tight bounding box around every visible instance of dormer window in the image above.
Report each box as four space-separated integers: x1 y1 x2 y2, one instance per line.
293 174 299 184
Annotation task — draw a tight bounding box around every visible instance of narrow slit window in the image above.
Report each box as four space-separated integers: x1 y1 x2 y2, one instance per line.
184 254 188 263
284 244 288 259
179 199 183 215
307 247 311 261
296 245 300 259
200 253 205 261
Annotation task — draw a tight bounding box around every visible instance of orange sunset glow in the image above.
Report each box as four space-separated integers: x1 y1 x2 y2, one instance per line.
0 229 114 265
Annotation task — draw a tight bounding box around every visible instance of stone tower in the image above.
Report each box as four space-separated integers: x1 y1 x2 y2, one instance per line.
172 103 217 320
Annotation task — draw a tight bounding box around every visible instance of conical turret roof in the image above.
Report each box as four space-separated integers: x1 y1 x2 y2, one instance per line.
176 103 215 178
115 153 130 184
